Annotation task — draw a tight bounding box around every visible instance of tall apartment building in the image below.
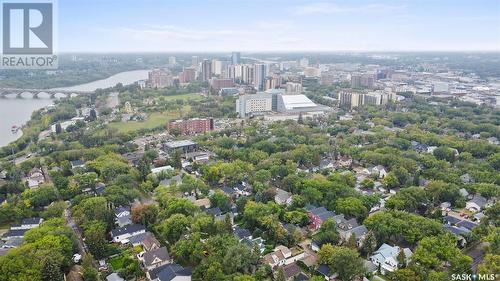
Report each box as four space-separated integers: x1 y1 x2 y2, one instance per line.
211 59 222 75
286 82 303 94
210 78 235 91
254 63 267 91
201 59 212 82
180 67 196 83
339 91 396 109
168 118 214 135
148 69 173 88
351 73 375 89
236 93 273 118
227 64 255 84
231 52 241 65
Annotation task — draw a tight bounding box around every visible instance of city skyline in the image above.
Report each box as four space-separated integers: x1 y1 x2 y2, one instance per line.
58 0 500 53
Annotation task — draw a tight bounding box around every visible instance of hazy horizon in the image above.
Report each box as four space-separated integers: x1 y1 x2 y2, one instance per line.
57 0 499 53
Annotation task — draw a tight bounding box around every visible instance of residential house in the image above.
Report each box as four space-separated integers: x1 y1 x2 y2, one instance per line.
26 168 45 189
233 226 252 242
147 263 191 281
11 217 43 230
115 206 132 227
337 155 353 168
161 174 182 187
263 245 292 268
128 232 150 247
122 152 145 167
316 264 337 280
192 198 210 209
319 158 335 170
106 273 125 281
274 188 293 206
1 237 23 248
306 205 343 231
460 173 474 184
276 262 301 281
142 247 171 270
111 224 146 243
2 229 28 239
142 233 162 252
459 188 470 199
70 160 86 169
152 166 174 175
369 243 412 273
337 219 368 246
364 165 388 179
466 195 489 212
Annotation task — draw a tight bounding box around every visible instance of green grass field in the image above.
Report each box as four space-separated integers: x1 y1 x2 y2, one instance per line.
158 93 202 101
108 106 190 133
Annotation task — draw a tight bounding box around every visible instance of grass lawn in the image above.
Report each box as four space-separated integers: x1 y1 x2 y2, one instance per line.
108 255 127 271
108 105 190 133
158 93 202 101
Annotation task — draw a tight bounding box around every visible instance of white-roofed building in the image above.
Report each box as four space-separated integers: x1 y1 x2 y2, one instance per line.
277 94 321 113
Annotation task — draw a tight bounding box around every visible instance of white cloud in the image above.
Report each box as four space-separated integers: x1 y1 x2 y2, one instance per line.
291 2 402 16
116 25 235 41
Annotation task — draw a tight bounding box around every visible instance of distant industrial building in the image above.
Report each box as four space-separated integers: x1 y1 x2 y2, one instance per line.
168 118 214 135
148 69 173 88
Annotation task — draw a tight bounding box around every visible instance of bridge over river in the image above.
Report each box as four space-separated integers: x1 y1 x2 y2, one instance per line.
0 88 93 99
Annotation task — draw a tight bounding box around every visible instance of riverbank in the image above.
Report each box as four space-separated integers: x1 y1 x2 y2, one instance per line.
0 69 149 148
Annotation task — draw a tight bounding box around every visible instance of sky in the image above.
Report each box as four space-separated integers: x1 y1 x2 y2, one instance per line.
56 0 500 53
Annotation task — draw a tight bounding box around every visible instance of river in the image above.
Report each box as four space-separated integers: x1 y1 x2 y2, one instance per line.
0 69 149 147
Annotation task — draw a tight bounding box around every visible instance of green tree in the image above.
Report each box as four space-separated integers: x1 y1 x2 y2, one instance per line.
83 220 107 259
335 197 368 221
320 245 366 281
156 213 191 244
389 268 421 281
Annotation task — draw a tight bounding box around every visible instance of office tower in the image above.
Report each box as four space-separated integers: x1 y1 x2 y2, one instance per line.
148 68 173 88
231 52 241 65
201 59 212 82
253 63 267 91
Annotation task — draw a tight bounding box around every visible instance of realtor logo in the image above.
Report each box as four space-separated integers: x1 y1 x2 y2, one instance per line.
1 1 57 69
